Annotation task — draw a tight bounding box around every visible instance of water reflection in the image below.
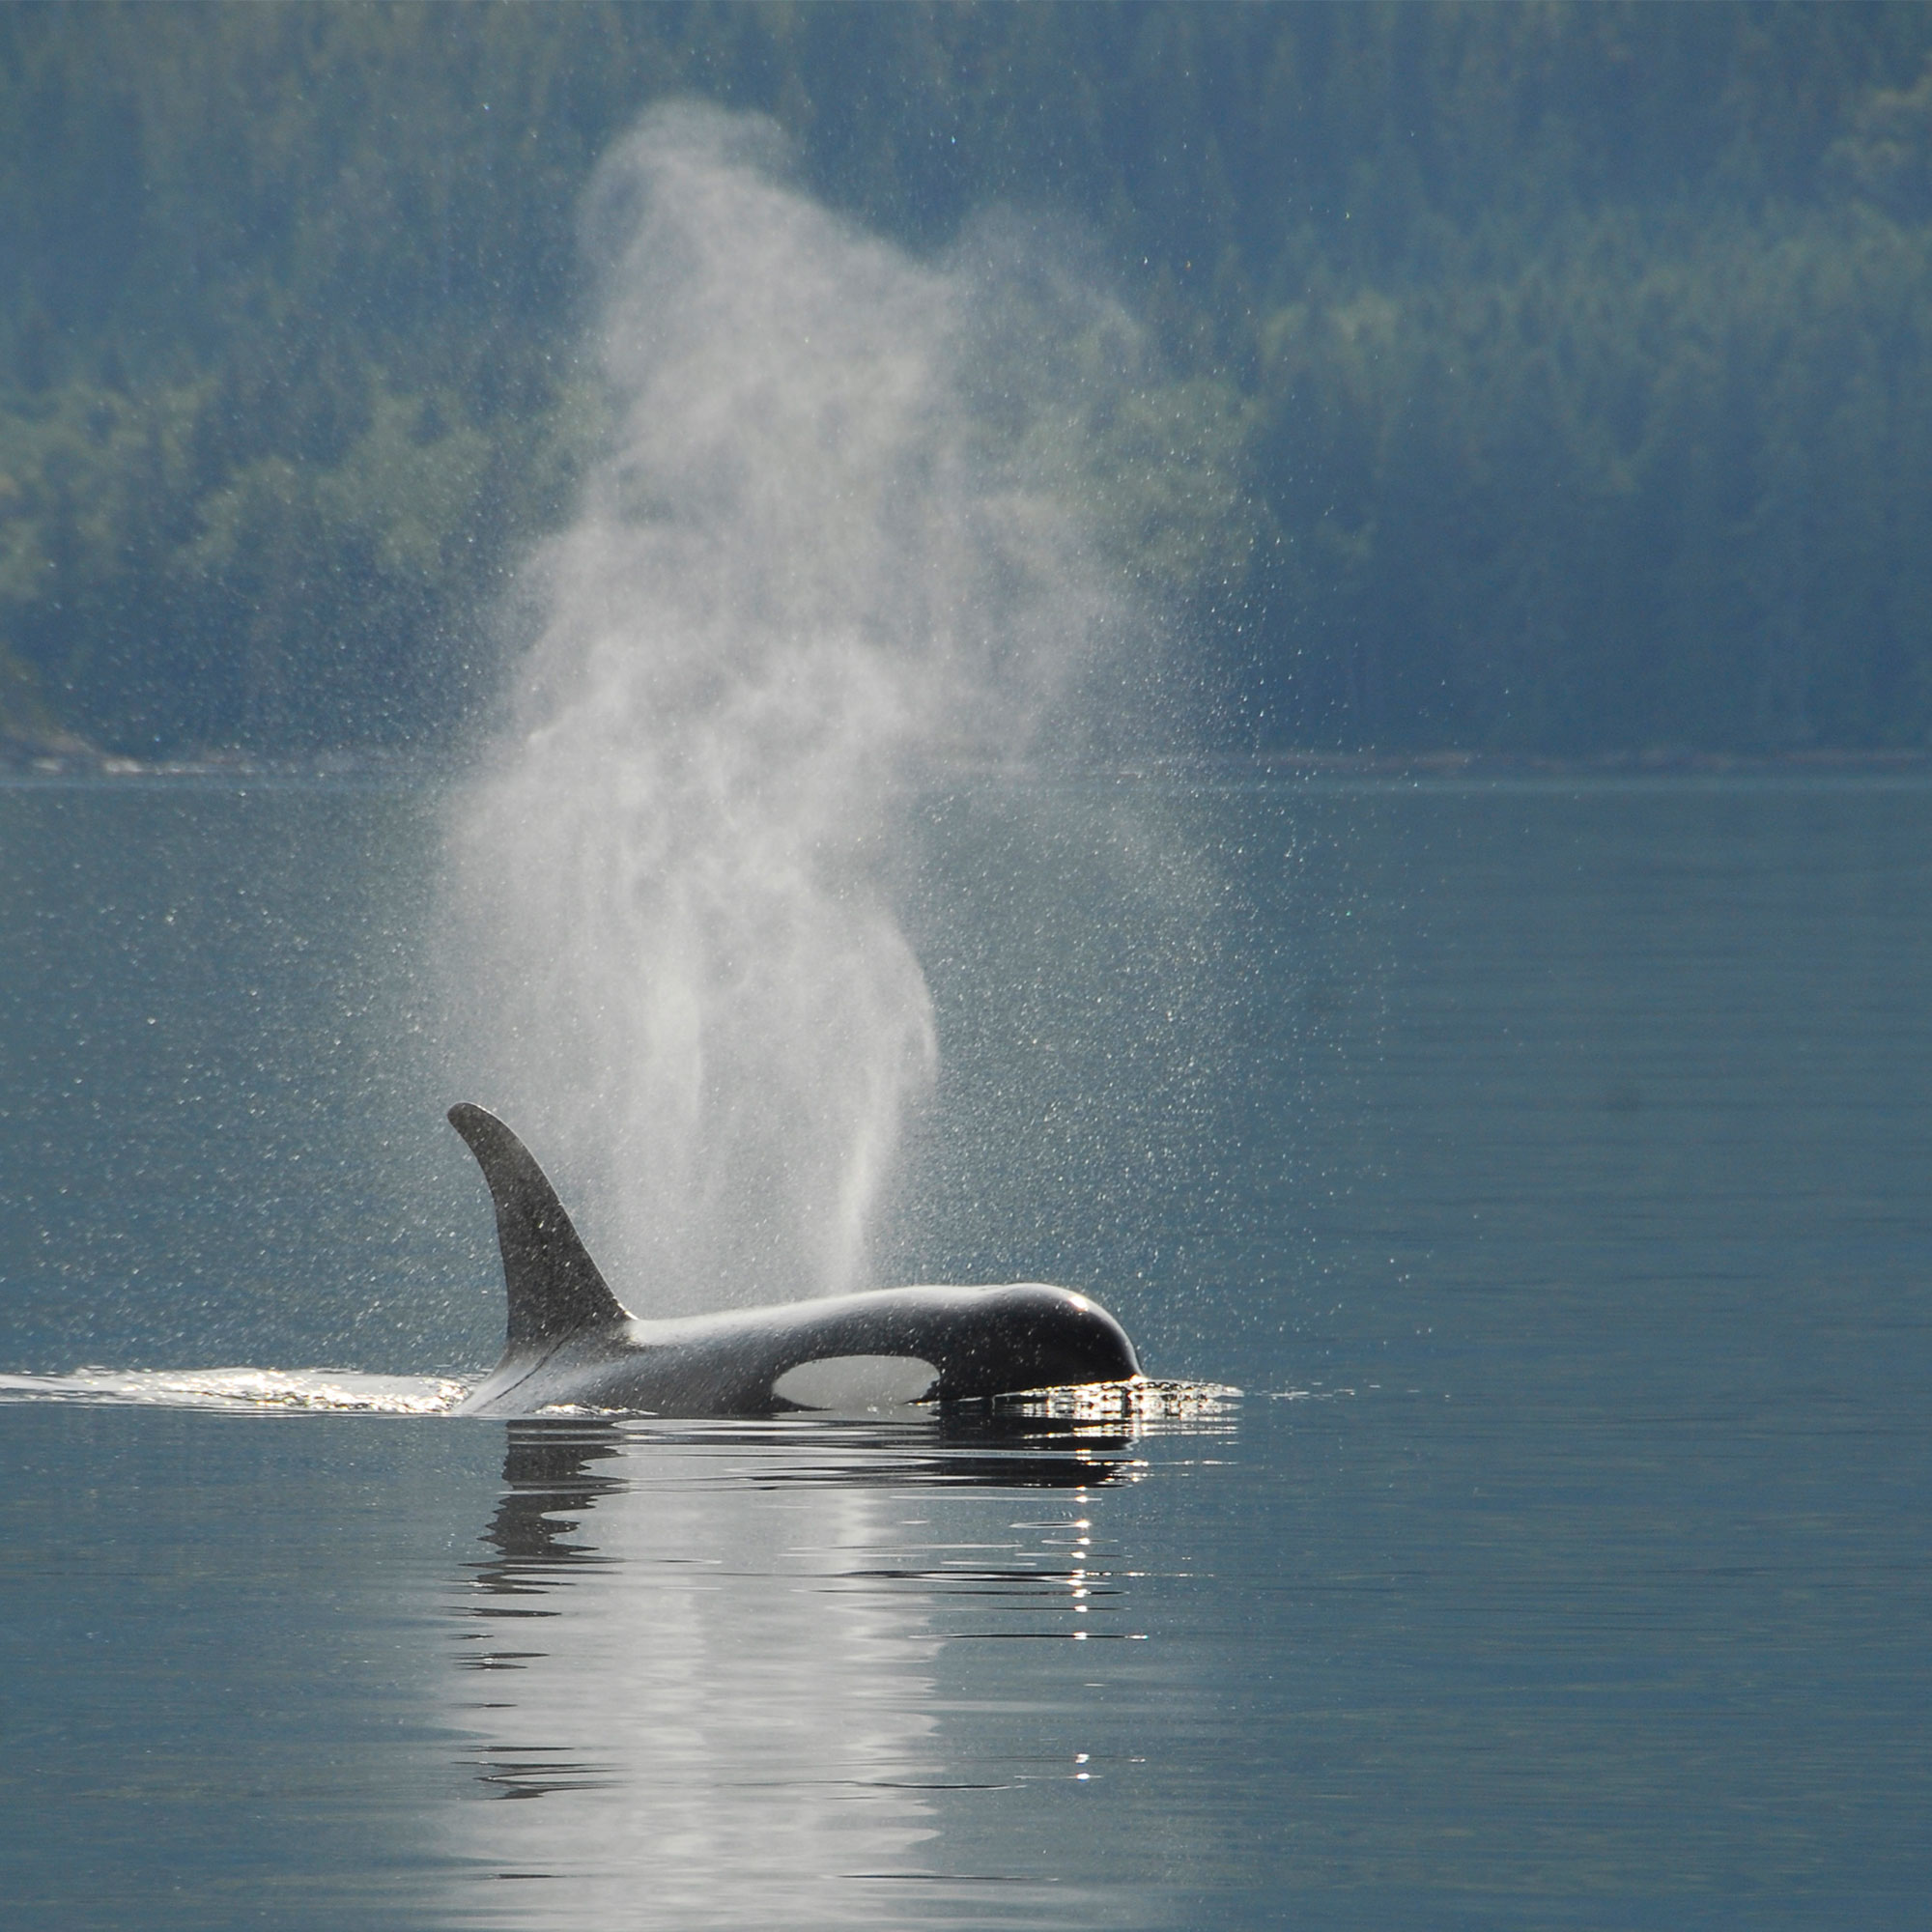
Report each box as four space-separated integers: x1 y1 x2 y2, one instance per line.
473 1424 629 1577
442 1410 1170 1927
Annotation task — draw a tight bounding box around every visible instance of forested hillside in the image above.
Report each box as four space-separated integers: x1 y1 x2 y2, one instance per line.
5 2 1932 755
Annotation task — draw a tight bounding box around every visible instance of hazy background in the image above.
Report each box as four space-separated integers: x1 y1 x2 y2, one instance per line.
6 1 1932 762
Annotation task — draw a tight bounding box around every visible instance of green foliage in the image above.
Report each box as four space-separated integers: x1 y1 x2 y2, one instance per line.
0 363 586 747
3 2 1932 753
1240 204 1932 749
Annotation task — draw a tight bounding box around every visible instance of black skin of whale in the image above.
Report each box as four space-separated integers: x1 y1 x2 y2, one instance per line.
447 1103 1141 1418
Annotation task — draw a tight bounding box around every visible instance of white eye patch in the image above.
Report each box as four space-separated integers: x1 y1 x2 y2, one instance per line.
771 1355 939 1409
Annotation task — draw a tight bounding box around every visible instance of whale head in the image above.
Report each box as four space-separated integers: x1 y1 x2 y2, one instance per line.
917 1282 1140 1399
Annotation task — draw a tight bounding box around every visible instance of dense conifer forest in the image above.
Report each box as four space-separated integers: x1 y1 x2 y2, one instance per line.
4 1 1932 756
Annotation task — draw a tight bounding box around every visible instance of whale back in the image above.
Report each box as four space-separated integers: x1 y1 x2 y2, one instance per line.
447 1103 630 1354
446 1102 1144 1418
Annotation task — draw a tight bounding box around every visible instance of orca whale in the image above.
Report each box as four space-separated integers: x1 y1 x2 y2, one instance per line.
447 1103 1142 1417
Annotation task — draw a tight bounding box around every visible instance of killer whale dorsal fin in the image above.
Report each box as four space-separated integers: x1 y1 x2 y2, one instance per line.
447 1103 630 1355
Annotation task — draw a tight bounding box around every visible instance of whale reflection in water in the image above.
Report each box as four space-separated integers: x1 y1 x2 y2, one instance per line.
445 1412 1153 1924
446 1103 1144 1419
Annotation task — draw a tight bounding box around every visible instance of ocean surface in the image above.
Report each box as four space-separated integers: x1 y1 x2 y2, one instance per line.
1 769 1927 1928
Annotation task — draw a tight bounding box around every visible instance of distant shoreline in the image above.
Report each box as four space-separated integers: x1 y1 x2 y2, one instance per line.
1211 746 1932 779
7 741 1932 786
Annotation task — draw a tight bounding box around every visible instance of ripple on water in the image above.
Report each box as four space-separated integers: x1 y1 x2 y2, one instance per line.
0 1367 468 1413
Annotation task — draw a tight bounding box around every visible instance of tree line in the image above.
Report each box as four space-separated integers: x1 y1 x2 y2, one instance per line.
4 1 1931 754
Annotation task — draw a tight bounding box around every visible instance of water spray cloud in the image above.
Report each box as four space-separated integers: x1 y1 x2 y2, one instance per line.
441 103 1134 1314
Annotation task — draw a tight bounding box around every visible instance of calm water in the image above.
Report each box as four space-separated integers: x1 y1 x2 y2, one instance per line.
1 772 1927 1927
